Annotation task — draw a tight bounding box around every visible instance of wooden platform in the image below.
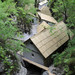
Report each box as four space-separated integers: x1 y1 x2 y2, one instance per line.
22 57 55 75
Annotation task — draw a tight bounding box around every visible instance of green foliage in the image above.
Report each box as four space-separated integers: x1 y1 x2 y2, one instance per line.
16 0 36 14
0 0 28 74
16 0 35 7
0 0 36 74
49 0 75 28
16 0 36 33
17 7 32 33
49 0 75 74
0 46 20 75
52 37 75 75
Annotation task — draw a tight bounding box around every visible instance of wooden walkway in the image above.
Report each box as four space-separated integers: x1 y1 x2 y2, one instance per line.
22 57 55 75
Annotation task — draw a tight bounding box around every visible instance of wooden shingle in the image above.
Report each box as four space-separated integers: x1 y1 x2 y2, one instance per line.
30 21 69 58
38 12 57 24
40 6 52 16
37 21 49 33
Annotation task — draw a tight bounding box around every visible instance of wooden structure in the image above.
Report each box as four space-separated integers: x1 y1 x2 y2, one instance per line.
22 57 55 75
39 6 52 16
23 21 69 65
31 21 69 58
37 12 57 24
37 21 49 33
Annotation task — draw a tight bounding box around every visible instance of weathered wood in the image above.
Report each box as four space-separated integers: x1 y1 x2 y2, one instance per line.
22 57 54 75
30 21 69 58
37 12 57 23
39 6 52 16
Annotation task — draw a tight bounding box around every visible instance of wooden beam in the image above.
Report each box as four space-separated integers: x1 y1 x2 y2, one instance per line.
22 57 55 75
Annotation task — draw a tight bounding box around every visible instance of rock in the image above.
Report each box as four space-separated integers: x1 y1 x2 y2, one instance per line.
0 62 4 73
49 65 64 75
42 71 48 75
0 53 27 75
42 64 64 75
15 54 27 75
16 54 25 67
16 65 27 75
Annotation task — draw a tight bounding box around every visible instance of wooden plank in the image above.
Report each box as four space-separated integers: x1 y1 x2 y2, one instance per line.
22 57 55 75
40 6 52 16
31 21 68 58
38 12 57 23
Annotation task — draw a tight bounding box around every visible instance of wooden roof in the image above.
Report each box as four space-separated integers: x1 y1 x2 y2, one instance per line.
37 21 49 33
40 6 51 16
38 12 57 24
30 21 69 58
